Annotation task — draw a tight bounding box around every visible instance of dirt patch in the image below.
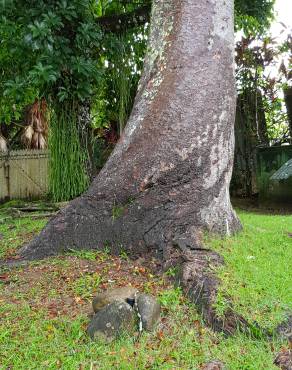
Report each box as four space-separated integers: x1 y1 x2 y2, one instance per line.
0 254 171 319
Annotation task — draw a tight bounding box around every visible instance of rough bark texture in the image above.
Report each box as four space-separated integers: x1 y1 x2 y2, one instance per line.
21 0 240 262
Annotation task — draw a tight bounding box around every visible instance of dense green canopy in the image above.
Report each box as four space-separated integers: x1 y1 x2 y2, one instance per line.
235 0 275 32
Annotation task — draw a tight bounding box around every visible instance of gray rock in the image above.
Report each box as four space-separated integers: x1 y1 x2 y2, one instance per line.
202 361 225 370
137 294 161 331
87 300 136 342
92 286 138 313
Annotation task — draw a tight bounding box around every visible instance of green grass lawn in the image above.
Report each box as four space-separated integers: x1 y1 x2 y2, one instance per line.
0 207 291 369
209 210 292 332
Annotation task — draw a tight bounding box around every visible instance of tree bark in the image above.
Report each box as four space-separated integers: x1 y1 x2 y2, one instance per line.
284 86 292 138
21 0 241 261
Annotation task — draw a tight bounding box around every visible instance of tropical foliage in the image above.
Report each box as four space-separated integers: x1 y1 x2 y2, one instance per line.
0 0 279 200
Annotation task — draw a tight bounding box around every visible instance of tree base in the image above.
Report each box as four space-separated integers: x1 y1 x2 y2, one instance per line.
16 228 254 337
15 0 248 336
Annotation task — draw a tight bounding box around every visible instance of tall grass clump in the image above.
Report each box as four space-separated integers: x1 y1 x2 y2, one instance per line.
49 101 89 201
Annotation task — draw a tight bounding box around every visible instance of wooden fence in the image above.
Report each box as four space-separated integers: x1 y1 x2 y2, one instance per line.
0 150 49 201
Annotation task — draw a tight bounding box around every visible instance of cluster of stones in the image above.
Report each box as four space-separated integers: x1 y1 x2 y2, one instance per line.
87 286 161 342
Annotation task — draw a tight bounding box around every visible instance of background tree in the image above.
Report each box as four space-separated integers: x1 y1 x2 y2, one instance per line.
280 34 292 137
231 28 291 197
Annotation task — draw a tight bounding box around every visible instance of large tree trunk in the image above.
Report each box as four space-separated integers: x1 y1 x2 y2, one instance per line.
19 0 246 334
21 0 241 261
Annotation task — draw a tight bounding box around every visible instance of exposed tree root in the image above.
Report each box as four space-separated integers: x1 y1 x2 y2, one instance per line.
163 240 260 337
